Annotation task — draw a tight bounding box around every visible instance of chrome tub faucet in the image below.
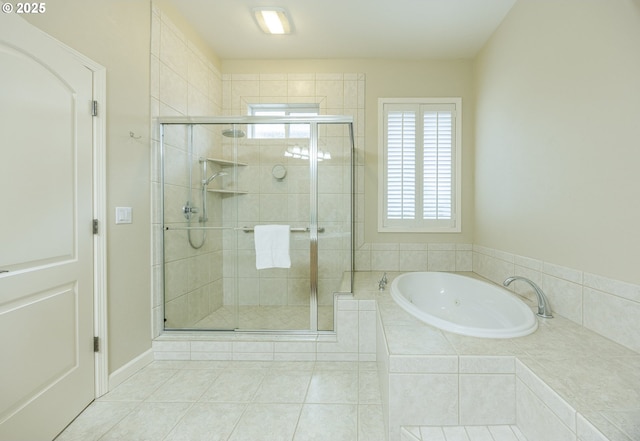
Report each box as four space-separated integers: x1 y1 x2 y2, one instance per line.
503 276 553 318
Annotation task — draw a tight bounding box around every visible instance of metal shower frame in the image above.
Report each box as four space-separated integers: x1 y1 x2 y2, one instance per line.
158 115 355 333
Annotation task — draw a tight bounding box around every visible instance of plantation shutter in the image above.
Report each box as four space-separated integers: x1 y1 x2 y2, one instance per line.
386 108 416 220
423 107 453 220
380 99 459 232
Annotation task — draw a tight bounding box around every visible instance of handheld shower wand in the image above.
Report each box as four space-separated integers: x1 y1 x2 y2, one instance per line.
203 170 228 186
199 170 228 223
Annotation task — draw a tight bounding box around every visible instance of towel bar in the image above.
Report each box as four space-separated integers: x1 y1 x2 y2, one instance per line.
241 226 325 233
164 226 325 232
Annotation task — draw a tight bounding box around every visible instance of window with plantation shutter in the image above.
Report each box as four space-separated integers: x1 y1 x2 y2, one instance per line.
378 98 461 232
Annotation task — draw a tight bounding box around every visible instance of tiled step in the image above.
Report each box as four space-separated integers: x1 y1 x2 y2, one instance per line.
401 425 528 441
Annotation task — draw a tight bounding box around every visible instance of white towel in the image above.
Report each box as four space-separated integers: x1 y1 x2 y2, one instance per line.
254 225 291 270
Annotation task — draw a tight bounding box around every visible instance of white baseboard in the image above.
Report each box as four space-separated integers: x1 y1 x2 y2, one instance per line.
108 348 154 391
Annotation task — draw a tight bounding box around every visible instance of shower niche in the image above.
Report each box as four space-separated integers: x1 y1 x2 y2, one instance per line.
159 116 354 332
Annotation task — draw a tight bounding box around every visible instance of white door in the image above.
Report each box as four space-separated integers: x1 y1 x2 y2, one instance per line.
0 13 95 441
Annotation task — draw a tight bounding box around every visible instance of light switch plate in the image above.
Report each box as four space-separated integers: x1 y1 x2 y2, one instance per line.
115 207 132 224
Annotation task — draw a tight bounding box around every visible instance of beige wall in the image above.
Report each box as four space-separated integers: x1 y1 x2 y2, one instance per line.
474 0 640 284
222 59 476 247
24 1 152 373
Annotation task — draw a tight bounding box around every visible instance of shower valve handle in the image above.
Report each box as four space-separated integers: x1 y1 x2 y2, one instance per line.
182 202 199 220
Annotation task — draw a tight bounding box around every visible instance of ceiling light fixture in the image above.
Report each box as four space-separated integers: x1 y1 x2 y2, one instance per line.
253 7 292 35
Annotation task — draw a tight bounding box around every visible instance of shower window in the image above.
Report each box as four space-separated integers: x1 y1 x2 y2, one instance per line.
378 97 462 233
248 103 320 139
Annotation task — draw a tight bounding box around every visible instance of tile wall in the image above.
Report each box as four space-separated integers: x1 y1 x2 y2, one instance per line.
220 73 364 308
357 242 473 273
473 245 640 353
151 5 224 334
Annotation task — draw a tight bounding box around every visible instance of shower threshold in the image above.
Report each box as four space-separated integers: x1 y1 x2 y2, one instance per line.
164 305 335 333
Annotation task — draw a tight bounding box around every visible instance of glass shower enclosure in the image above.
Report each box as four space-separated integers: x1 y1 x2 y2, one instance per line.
159 116 354 332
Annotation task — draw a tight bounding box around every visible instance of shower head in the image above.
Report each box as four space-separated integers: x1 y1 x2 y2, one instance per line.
203 170 228 186
222 128 246 138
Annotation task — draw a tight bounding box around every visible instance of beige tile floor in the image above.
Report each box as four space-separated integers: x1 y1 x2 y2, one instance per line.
55 360 386 441
402 425 529 441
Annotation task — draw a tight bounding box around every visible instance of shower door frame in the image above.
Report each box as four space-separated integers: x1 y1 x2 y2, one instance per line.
158 115 355 333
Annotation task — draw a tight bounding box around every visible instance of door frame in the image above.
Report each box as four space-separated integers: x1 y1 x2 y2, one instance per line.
28 19 109 398
90 64 108 398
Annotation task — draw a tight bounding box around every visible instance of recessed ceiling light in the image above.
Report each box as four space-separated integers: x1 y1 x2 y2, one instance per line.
253 7 292 35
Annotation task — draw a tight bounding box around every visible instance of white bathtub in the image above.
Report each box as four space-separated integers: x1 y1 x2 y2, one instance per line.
390 272 538 338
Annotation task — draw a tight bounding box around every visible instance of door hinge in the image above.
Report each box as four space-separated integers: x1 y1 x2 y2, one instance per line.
94 336 100 352
92 100 98 117
93 219 99 235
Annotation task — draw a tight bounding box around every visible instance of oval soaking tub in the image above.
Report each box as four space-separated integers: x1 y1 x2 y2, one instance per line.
390 272 538 338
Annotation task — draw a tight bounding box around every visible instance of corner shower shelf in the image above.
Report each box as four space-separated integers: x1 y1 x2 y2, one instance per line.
207 189 248 195
205 157 248 167
204 158 248 194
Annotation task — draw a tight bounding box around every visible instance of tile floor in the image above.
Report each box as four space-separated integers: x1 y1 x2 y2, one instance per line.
55 360 386 441
401 425 529 441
